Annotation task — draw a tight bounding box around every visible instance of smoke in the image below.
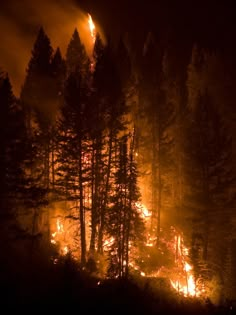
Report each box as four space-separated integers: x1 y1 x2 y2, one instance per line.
0 0 102 96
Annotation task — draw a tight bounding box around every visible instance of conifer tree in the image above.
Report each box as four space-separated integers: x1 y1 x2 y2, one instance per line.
184 91 234 289
20 26 54 188
0 74 25 221
66 28 90 78
90 36 129 254
21 27 53 120
107 135 144 278
0 73 40 260
20 27 56 252
140 34 175 243
55 70 89 265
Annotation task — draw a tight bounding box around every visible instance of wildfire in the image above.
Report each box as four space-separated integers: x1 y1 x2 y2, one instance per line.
51 218 63 244
135 202 151 219
169 232 204 297
56 218 64 233
170 274 197 297
145 235 155 247
103 236 115 251
50 205 205 299
63 246 69 255
51 218 69 256
88 13 96 43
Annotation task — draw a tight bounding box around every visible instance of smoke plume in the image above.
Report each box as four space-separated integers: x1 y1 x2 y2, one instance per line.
0 0 101 95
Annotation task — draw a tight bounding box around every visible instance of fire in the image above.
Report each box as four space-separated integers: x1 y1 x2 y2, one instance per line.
51 218 69 256
170 274 197 297
145 234 156 247
103 236 115 251
184 262 192 273
169 232 204 297
56 218 64 233
88 13 96 43
50 204 205 299
135 202 151 219
63 246 69 255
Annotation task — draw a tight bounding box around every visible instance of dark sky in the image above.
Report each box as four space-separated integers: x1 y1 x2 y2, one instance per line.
76 0 235 49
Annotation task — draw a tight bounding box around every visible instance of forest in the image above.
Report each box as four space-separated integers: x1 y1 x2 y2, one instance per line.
0 11 236 313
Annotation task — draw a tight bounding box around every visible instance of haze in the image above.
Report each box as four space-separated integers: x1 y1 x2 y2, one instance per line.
0 0 100 95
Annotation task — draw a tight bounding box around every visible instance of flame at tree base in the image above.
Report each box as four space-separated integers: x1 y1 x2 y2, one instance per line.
50 208 205 299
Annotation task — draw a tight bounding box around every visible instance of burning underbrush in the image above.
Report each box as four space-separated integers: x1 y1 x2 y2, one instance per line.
49 202 206 300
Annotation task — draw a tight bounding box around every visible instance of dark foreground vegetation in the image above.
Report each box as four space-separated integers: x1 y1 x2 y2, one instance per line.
0 255 233 315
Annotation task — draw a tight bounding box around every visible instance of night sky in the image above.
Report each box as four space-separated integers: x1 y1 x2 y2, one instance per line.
77 0 235 47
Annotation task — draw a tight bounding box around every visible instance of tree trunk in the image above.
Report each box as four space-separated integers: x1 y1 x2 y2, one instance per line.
98 130 113 253
151 119 158 235
90 140 96 253
79 137 86 266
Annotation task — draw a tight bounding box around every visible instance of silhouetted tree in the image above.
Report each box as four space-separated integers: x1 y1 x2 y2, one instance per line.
66 28 90 78
0 74 44 262
89 36 130 253
20 28 64 256
0 74 25 224
140 34 175 243
184 91 234 293
107 135 144 278
55 70 89 266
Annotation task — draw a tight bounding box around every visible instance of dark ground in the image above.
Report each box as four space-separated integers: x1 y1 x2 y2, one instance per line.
0 256 234 314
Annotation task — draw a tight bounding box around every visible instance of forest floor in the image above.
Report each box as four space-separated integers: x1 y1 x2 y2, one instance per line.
0 256 233 315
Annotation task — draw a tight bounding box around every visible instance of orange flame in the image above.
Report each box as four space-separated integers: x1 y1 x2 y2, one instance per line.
170 233 204 297
51 218 68 255
88 13 96 43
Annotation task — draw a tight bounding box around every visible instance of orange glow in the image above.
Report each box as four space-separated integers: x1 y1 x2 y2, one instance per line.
103 236 115 251
135 202 151 219
63 246 68 255
51 218 69 256
56 218 64 233
170 274 197 297
169 232 204 297
88 13 96 43
50 202 205 299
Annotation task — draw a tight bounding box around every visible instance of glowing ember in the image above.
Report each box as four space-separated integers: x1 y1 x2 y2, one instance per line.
88 13 96 43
